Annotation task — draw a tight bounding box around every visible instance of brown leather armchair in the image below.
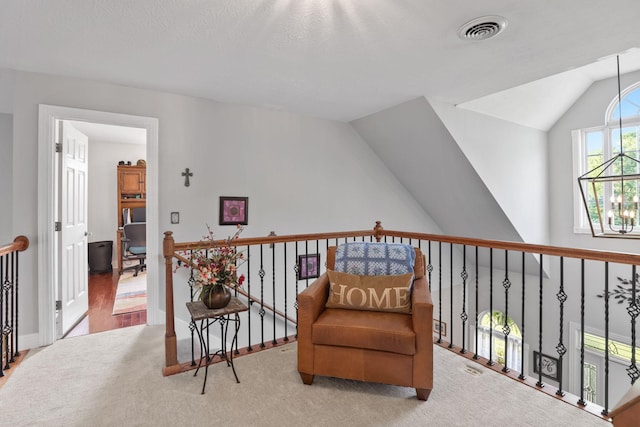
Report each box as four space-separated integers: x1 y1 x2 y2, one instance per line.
297 245 433 400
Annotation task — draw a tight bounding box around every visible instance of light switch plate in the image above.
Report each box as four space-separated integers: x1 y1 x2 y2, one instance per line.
170 212 180 224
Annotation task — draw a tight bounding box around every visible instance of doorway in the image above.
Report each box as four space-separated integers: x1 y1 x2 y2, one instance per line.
63 120 148 338
37 105 159 347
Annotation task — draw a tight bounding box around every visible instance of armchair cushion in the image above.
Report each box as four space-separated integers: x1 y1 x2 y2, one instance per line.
312 308 416 355
325 270 413 314
334 242 415 276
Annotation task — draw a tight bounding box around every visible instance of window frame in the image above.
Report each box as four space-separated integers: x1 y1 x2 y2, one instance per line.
573 81 640 234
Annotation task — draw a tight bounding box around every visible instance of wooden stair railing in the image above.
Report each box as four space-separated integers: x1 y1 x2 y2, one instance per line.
163 221 640 420
162 225 379 375
0 235 29 378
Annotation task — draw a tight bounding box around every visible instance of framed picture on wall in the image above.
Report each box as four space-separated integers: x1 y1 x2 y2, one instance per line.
298 254 320 280
533 351 561 382
434 320 447 337
219 196 248 225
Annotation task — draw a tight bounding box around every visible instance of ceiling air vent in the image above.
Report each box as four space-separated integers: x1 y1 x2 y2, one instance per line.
458 16 507 41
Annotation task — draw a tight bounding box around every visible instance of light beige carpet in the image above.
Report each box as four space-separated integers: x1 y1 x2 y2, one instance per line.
0 325 611 427
112 271 147 315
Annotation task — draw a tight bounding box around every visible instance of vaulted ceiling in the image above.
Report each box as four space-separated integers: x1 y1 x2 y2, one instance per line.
1 0 639 127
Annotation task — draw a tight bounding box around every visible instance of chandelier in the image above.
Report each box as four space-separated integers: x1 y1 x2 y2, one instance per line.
578 56 640 238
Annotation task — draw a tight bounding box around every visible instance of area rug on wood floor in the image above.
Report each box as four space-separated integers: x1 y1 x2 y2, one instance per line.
112 271 147 315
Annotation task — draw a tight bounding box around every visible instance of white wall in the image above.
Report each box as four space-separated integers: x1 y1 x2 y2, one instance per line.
7 68 439 337
0 113 12 243
87 138 146 264
0 69 14 114
431 100 549 245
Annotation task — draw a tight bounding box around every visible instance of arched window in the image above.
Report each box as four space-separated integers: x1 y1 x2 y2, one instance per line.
573 82 640 232
477 310 523 372
609 83 640 122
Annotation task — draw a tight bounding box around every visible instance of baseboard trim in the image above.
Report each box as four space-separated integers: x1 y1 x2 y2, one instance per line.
17 333 40 352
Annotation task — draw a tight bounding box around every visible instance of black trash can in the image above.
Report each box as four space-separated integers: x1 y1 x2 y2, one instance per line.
88 241 113 274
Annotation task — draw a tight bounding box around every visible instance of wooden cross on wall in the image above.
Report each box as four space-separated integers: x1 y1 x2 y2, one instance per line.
182 168 193 187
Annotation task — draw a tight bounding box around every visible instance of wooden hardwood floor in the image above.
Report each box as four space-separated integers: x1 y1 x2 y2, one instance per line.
65 270 146 338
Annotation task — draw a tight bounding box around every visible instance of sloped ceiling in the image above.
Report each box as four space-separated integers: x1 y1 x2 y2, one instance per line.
1 1 639 125
458 49 640 130
351 97 522 242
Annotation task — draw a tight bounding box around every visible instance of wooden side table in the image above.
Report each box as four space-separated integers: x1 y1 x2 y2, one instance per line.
186 297 248 394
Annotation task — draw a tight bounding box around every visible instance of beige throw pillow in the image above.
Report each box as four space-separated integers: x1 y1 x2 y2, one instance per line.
325 270 413 314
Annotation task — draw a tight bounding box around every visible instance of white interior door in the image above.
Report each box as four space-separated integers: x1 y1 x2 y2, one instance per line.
58 121 89 336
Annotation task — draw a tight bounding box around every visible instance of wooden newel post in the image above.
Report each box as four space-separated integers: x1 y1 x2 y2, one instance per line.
609 382 640 427
162 231 179 375
373 221 384 242
14 235 29 252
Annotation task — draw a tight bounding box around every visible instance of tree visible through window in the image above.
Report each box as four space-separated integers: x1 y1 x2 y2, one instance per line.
477 310 523 371
574 82 640 232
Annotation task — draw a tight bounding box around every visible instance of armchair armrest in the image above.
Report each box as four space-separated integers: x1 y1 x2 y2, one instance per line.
297 273 329 376
411 276 434 390
298 273 329 321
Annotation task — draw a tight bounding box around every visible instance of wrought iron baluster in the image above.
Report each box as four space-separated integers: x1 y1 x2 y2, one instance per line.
246 246 253 352
427 241 432 293
2 253 11 371
258 245 266 348
9 252 15 364
473 246 479 360
488 248 494 366
601 262 609 415
449 243 454 349
0 255 4 377
519 251 526 380
502 250 511 373
627 265 639 384
187 251 196 366
14 251 19 360
13 252 20 357
556 256 567 397
460 245 468 354
577 259 586 405
271 242 277 345
283 243 289 342
537 254 544 388
294 243 300 339
437 242 442 344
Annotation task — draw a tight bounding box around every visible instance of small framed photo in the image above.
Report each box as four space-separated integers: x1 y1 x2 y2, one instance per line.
533 351 561 382
434 320 447 337
219 197 248 225
298 254 320 280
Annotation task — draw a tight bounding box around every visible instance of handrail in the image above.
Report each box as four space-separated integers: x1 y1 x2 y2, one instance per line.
378 229 640 265
0 236 29 257
171 223 640 266
170 229 377 251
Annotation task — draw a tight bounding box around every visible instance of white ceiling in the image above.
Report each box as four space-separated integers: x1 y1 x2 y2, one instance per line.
2 0 640 129
69 121 146 145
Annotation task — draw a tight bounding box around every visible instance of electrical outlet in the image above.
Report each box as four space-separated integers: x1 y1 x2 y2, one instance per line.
170 212 180 224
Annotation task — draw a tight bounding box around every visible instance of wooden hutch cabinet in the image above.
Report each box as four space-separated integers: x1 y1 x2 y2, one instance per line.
118 165 146 200
116 165 146 272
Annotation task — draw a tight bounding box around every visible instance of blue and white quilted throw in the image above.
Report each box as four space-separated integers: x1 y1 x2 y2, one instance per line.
334 242 415 276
